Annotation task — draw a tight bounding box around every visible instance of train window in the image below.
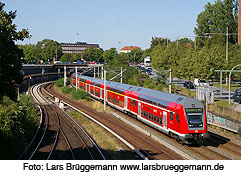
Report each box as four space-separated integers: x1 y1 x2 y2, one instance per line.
160 117 163 125
165 101 169 109
148 96 151 103
150 97 154 104
131 100 137 107
151 114 153 121
176 114 180 123
170 112 173 121
156 99 159 106
157 117 159 124
142 95 145 101
158 99 162 107
154 115 156 122
144 95 147 102
153 98 157 105
162 100 165 108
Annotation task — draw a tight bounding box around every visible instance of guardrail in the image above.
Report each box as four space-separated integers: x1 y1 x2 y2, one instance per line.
207 112 241 135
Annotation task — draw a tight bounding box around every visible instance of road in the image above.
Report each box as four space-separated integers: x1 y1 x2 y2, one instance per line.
139 67 241 112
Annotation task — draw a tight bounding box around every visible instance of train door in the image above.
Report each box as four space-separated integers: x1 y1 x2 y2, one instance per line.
124 96 127 109
100 88 103 99
86 84 88 92
163 111 167 130
138 102 141 116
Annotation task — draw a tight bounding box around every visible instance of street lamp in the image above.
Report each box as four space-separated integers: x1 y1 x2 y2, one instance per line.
229 64 241 104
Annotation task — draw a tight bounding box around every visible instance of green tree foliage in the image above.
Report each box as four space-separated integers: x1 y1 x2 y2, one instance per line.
0 2 30 100
0 95 38 159
194 0 238 45
17 44 36 63
35 39 62 63
103 48 118 63
128 48 144 64
150 37 170 49
60 53 73 63
82 47 104 62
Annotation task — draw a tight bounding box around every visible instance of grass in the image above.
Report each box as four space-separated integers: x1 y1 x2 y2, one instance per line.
207 100 241 122
173 85 196 98
213 83 240 92
214 99 233 109
69 110 133 159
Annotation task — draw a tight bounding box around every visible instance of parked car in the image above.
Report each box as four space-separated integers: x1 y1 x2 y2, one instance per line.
234 88 241 94
233 93 241 104
183 81 194 89
145 68 152 75
194 78 208 87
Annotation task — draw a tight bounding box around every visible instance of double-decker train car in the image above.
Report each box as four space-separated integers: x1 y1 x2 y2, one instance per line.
71 73 209 144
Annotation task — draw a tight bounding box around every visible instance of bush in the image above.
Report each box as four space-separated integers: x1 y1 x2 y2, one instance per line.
66 78 71 85
62 86 73 94
55 78 64 87
71 89 90 101
0 95 38 159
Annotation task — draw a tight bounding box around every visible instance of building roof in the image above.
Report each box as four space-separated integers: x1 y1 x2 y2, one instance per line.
120 46 141 51
60 42 99 47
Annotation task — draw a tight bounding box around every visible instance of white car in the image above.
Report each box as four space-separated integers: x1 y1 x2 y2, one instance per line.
194 78 209 87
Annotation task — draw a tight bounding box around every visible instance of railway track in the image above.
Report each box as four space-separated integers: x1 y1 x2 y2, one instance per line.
46 83 183 160
19 83 106 160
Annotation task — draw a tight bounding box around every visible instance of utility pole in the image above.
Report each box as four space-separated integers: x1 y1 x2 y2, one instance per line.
64 66 66 86
169 69 172 93
120 67 123 83
104 70 107 111
75 66 77 89
56 44 58 61
94 67 96 78
226 27 229 86
101 66 104 79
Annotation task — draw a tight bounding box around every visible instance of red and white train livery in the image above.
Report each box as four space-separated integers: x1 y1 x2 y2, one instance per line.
71 73 209 144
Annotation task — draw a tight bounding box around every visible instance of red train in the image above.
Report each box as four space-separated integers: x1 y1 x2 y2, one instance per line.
71 73 209 144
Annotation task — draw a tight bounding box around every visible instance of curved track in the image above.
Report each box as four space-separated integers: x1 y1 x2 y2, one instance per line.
19 83 105 160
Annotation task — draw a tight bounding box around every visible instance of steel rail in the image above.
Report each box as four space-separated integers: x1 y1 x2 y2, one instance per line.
42 84 106 160
28 84 49 160
37 86 75 160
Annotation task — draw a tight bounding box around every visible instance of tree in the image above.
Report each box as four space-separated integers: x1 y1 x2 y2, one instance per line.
151 37 170 49
35 39 62 62
82 47 104 62
60 53 73 63
194 0 238 46
0 2 30 100
128 48 144 64
103 48 118 63
18 44 36 63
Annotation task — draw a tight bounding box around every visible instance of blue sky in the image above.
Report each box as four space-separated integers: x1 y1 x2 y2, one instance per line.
2 0 216 50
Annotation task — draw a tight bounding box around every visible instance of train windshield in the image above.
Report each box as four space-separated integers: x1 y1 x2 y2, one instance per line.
185 108 203 128
187 114 202 123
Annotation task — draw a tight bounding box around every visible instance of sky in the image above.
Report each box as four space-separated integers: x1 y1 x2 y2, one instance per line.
2 0 216 50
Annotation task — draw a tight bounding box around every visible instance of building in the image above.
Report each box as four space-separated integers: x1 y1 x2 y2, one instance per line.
119 46 141 53
60 42 99 54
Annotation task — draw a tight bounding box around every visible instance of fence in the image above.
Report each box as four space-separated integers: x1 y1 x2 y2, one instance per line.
207 112 241 135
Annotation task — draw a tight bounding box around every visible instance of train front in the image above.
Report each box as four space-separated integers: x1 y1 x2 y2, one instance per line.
180 98 209 144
